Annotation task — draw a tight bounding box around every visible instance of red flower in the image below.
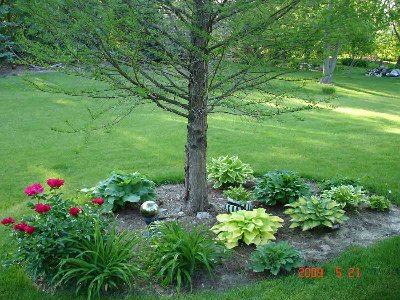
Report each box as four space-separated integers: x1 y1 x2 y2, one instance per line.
14 221 28 231
47 178 65 189
91 198 104 205
24 225 36 235
69 207 80 216
24 183 44 197
1 217 16 225
35 203 51 214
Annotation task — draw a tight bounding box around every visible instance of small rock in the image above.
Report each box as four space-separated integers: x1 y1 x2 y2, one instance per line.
172 207 183 214
332 224 340 230
177 211 185 217
158 208 168 218
320 244 331 252
196 212 211 219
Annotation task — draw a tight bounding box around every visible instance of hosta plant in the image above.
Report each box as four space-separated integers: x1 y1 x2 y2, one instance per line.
284 196 349 231
146 222 227 291
254 170 310 206
249 241 302 275
53 222 147 300
207 155 253 189
367 195 391 212
223 185 252 204
321 185 366 208
211 208 284 249
81 171 156 211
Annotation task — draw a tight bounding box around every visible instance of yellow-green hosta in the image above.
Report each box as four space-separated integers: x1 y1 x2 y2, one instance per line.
284 196 349 231
211 208 284 249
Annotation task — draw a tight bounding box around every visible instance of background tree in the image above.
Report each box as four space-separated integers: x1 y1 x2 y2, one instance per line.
16 0 321 213
0 0 15 62
248 0 323 68
318 0 378 84
254 0 379 82
379 0 400 66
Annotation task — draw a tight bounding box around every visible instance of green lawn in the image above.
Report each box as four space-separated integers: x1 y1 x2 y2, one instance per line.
0 68 399 299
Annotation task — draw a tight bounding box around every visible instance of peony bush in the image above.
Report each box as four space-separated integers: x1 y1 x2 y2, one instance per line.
1 179 110 280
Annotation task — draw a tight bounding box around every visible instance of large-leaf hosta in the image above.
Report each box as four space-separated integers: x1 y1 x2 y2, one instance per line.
211 208 283 249
284 196 348 231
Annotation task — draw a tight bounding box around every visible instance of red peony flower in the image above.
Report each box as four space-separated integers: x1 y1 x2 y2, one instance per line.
24 225 36 235
35 203 51 214
69 207 80 216
91 198 104 205
24 183 44 197
47 178 65 189
1 217 16 225
14 221 28 231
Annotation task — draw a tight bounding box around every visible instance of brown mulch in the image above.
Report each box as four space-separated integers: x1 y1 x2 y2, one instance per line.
116 183 400 293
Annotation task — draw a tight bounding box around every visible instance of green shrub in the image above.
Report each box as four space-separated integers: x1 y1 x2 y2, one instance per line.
53 222 146 300
2 181 109 280
223 185 252 203
368 195 391 212
81 171 156 211
341 58 369 67
254 170 310 206
248 241 302 275
0 3 15 63
211 208 283 249
320 177 360 190
147 222 227 291
322 85 336 95
321 185 366 208
284 196 349 231
207 155 253 189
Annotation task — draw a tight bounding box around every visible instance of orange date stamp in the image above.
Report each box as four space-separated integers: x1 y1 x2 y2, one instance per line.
298 267 361 278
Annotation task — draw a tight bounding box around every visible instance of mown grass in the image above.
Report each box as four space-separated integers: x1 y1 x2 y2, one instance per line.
0 67 399 299
1 69 400 212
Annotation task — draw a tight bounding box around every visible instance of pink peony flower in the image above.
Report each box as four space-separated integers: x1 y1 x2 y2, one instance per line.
24 183 44 197
35 203 51 214
69 207 81 216
1 217 16 225
24 225 36 235
14 221 28 231
47 178 65 189
91 198 104 205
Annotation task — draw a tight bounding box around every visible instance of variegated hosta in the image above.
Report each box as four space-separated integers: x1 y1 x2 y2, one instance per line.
321 185 366 208
284 196 349 231
211 208 283 249
207 155 253 189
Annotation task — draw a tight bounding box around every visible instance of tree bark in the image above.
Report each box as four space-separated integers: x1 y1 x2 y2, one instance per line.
320 0 335 84
184 0 210 213
393 24 400 67
320 42 340 84
320 42 332 84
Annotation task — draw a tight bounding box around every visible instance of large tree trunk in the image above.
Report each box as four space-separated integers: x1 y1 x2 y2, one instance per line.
392 24 400 67
320 0 337 84
184 0 210 213
320 42 340 84
321 42 332 84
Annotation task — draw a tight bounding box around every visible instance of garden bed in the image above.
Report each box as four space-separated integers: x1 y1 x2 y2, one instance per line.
117 183 400 293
